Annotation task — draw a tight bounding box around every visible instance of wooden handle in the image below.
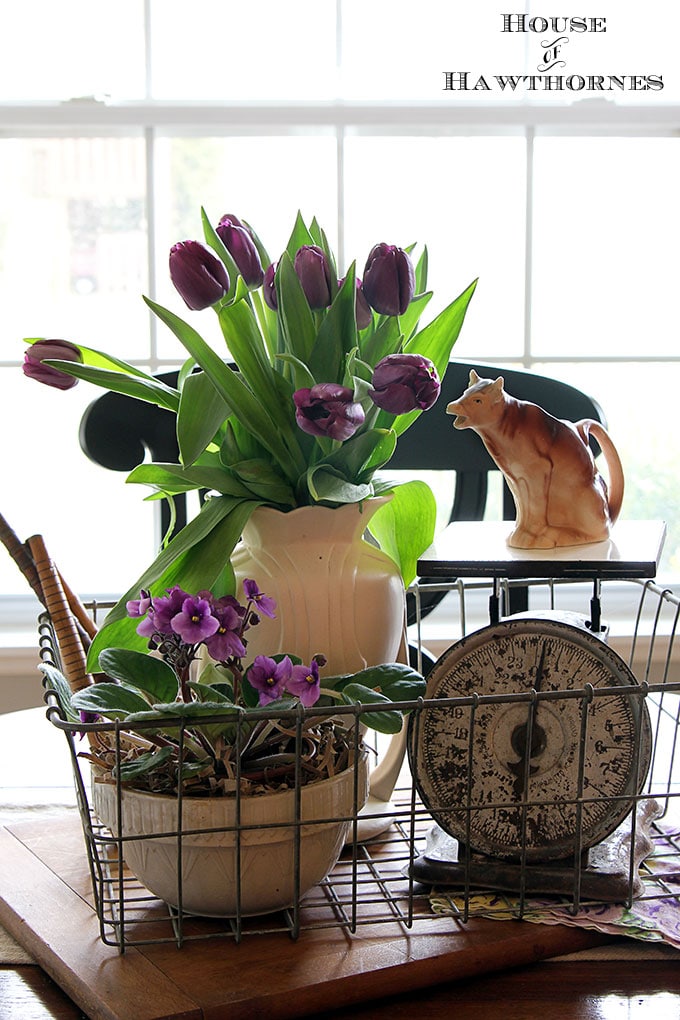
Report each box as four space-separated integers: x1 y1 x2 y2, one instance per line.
27 535 92 693
57 570 98 641
0 512 44 603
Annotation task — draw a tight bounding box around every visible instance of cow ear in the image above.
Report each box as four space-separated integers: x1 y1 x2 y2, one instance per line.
468 369 480 385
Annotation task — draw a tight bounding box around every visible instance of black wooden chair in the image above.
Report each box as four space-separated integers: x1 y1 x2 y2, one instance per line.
79 361 607 625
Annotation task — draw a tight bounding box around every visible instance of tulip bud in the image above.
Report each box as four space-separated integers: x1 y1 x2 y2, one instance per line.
263 262 278 310
369 353 440 414
169 240 230 310
293 383 365 441
338 276 373 330
22 339 82 390
294 245 332 309
216 214 264 288
362 243 415 316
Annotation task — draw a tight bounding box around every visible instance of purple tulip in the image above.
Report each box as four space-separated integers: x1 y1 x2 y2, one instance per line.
263 261 278 310
169 240 230 310
362 243 415 316
22 339 82 390
294 245 332 309
369 353 441 414
216 214 264 288
293 384 365 441
339 276 373 330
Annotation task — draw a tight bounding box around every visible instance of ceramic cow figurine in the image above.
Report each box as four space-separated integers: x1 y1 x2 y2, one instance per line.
446 370 624 549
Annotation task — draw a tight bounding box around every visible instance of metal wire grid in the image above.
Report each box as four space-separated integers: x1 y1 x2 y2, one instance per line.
37 577 680 952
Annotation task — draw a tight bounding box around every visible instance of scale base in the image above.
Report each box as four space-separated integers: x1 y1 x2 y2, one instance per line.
411 801 660 902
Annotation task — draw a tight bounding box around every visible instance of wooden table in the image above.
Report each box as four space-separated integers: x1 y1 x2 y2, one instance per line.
2 709 679 1020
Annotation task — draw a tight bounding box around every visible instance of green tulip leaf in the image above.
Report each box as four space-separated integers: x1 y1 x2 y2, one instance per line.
368 480 437 586
232 458 297 505
178 370 232 466
86 495 260 666
276 253 317 366
284 211 316 260
42 361 180 412
306 466 373 505
127 461 251 498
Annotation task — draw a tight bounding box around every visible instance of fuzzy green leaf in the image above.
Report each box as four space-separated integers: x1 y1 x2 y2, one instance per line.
339 683 403 734
97 648 179 703
38 663 81 724
72 683 152 720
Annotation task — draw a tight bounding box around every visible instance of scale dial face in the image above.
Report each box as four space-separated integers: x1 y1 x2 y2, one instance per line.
408 617 652 862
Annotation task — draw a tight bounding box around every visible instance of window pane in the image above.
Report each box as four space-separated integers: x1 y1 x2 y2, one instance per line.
1 2 145 100
0 137 149 360
525 0 680 104
150 0 337 100
343 135 526 360
152 134 338 359
536 362 680 578
1 373 156 597
341 1 528 101
532 137 680 358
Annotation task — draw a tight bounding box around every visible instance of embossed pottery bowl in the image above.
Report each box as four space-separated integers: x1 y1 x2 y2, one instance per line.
92 751 368 918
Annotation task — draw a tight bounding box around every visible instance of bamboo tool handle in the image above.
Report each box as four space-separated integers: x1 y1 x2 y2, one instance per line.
0 511 44 603
27 535 92 694
57 570 98 641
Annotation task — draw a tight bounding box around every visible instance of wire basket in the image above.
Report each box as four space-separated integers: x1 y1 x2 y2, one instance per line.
39 577 680 953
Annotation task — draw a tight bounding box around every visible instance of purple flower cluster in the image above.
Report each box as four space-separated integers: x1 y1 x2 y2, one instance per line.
127 579 323 708
246 654 323 708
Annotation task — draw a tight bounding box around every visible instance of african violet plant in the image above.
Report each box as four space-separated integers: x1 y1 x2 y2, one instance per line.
23 210 476 666
41 580 424 795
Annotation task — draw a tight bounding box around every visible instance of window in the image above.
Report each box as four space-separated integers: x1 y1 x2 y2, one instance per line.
2 0 679 613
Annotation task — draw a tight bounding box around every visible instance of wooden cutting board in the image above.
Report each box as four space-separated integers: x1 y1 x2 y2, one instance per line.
0 814 607 1020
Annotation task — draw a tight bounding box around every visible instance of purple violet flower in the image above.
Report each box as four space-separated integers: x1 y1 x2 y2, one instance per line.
141 586 190 637
247 655 293 706
293 383 365 441
169 240 230 310
171 595 220 644
242 578 277 619
286 659 321 707
203 598 248 661
369 353 441 414
22 339 82 391
126 590 152 618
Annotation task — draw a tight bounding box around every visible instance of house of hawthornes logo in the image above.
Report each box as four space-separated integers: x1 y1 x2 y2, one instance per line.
443 14 663 94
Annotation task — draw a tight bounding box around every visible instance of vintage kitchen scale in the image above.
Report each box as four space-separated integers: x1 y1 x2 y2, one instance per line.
406 519 666 900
